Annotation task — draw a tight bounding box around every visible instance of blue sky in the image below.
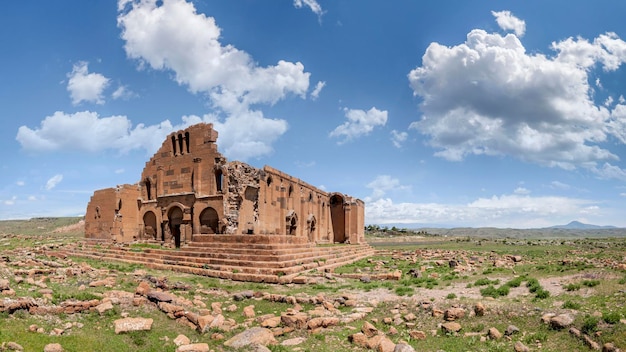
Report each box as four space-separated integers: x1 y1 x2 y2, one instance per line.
3 0 626 228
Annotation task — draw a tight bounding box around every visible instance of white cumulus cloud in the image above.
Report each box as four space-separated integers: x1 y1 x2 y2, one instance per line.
310 81 326 100
116 0 311 159
45 174 63 190
492 10 526 37
330 107 388 144
67 61 110 105
366 193 601 228
408 13 626 180
365 175 410 201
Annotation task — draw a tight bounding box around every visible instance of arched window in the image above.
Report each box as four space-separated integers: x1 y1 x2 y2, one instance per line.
178 133 184 155
185 132 190 153
171 136 177 156
215 169 223 192
145 179 152 200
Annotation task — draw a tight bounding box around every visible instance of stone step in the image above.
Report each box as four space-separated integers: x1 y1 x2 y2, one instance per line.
66 245 373 272
79 243 371 264
59 240 374 283
62 248 372 279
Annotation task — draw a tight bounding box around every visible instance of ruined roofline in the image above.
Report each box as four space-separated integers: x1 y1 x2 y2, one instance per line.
261 165 329 196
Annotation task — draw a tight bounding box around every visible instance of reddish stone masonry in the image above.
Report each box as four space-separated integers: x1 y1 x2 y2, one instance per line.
85 123 364 247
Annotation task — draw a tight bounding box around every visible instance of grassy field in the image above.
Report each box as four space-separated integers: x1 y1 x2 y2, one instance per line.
0 219 625 351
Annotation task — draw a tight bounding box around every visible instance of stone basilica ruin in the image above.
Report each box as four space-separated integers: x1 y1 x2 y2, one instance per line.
78 123 372 282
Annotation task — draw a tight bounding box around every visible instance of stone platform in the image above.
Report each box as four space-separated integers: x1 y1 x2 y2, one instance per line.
56 235 374 283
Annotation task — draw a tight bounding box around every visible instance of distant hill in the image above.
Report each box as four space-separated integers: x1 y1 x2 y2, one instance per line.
549 221 617 230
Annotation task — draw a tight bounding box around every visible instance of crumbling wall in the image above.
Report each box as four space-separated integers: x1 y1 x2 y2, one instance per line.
224 161 262 234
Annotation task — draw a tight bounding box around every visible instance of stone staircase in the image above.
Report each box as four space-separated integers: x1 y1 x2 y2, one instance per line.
56 235 374 283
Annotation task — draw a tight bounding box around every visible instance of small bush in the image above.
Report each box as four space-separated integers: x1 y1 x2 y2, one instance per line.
534 289 550 300
562 300 581 310
480 285 509 298
564 283 581 291
582 280 600 287
618 276 626 285
446 293 457 299
474 278 499 286
581 315 599 334
603 311 621 324
505 276 524 288
395 286 414 296
526 278 541 293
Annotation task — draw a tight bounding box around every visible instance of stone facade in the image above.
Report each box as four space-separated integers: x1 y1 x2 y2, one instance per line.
85 123 364 247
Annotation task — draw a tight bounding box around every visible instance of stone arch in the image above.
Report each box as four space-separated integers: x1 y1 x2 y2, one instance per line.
330 193 346 243
142 211 157 240
199 207 220 234
285 210 298 236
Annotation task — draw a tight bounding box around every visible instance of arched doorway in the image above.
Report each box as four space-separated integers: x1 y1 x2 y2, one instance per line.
199 207 220 234
168 206 183 248
307 214 316 242
330 194 345 243
142 211 157 240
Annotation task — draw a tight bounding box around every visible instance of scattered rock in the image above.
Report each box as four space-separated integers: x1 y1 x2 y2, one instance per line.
4 342 24 351
174 334 190 346
89 277 115 287
175 343 209 352
487 327 502 340
550 313 574 330
147 291 175 303
603 342 620 352
474 302 485 316
362 321 379 337
243 305 256 318
95 301 114 314
505 324 520 336
514 341 530 352
43 343 64 352
583 335 600 350
441 322 462 333
393 343 416 352
224 327 277 349
444 307 465 321
348 332 369 348
281 337 306 346
113 317 153 334
409 330 426 340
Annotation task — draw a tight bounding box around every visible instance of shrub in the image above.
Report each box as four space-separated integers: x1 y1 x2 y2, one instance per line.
480 285 509 298
603 311 621 324
582 280 600 287
474 278 499 286
526 278 541 293
534 289 550 300
581 315 599 334
562 300 581 310
395 286 414 296
446 293 457 299
505 276 524 288
564 283 581 291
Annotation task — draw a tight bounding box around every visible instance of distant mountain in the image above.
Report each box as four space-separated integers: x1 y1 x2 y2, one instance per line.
549 221 617 230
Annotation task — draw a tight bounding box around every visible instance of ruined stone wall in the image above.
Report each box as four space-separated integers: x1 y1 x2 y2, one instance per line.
85 188 117 240
84 185 140 241
224 161 262 234
259 166 331 241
